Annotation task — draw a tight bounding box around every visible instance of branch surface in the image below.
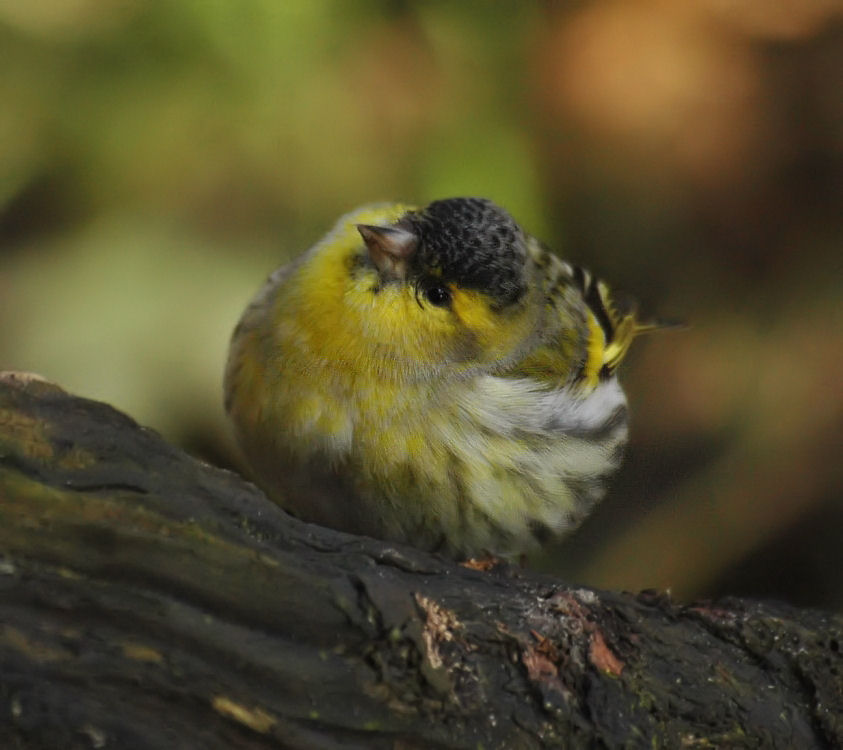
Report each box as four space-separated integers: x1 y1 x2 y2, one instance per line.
0 372 840 749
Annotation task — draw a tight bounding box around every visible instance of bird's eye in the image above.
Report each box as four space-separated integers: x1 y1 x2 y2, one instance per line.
424 283 451 307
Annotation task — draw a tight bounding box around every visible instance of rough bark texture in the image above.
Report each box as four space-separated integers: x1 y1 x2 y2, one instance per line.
0 372 840 749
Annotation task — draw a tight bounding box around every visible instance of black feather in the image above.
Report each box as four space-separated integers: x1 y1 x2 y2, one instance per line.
401 198 528 307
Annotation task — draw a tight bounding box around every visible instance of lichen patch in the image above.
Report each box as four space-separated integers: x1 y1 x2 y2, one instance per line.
211 696 276 734
414 593 462 670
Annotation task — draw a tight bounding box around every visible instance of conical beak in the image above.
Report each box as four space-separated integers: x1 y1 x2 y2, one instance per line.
357 224 418 280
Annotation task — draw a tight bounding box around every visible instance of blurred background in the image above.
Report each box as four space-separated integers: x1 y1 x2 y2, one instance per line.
1 1 840 609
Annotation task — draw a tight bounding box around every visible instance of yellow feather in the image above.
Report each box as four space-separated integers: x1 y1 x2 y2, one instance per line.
582 313 607 386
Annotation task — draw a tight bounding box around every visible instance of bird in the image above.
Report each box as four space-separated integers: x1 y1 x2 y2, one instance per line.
224 197 660 559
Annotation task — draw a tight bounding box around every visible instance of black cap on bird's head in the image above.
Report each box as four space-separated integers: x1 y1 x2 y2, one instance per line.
357 198 529 307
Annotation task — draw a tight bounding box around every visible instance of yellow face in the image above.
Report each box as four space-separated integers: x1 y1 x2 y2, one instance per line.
277 204 541 383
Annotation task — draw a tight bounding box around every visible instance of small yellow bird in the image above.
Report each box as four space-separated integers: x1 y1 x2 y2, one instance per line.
225 198 657 558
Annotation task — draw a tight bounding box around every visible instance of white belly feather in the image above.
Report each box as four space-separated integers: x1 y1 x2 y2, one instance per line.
409 375 629 555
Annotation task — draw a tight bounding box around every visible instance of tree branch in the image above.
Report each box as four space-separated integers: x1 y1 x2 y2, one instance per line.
0 372 840 749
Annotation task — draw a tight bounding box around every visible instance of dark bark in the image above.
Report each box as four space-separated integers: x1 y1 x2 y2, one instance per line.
0 371 840 749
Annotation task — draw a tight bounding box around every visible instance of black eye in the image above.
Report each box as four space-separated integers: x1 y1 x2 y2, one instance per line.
424 283 451 307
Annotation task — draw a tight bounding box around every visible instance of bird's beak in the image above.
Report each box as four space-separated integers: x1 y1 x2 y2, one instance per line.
357 224 418 280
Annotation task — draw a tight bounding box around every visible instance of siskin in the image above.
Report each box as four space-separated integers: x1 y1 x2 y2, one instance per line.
225 197 660 558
